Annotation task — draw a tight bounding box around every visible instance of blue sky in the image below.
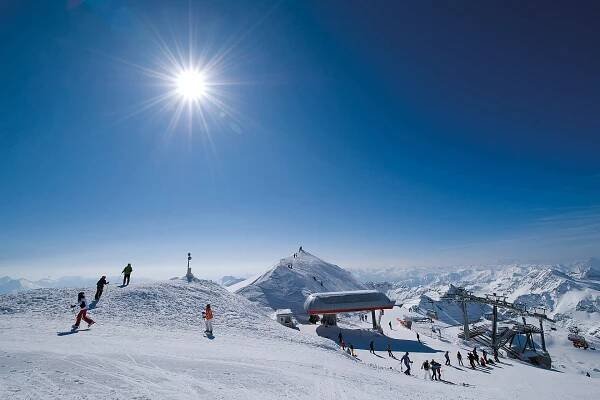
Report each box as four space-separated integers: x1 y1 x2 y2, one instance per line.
1 1 599 279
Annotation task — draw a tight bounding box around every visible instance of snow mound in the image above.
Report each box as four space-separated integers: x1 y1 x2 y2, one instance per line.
0 279 332 347
236 250 365 318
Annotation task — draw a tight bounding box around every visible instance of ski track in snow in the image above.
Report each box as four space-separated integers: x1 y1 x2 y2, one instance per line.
1 279 599 399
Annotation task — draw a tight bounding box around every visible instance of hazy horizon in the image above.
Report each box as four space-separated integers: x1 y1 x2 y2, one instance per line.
2 250 597 283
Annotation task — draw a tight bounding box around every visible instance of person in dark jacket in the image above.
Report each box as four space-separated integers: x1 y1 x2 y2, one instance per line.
444 351 451 366
468 352 476 369
430 359 442 380
369 340 375 354
122 263 133 286
473 347 480 365
95 276 109 301
400 352 413 375
457 351 464 366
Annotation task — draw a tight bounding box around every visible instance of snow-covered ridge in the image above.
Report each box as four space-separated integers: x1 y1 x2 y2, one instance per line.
235 250 365 318
0 279 333 349
364 260 600 338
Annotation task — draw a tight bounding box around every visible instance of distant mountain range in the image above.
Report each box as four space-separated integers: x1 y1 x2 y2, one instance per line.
0 275 152 294
360 258 600 339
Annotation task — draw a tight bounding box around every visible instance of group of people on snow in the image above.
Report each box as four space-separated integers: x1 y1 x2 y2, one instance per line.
339 318 505 383
71 264 134 330
420 358 442 380
70 263 215 335
337 332 356 356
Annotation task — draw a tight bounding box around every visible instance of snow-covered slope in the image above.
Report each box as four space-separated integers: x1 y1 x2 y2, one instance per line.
2 279 599 399
235 250 365 318
0 279 321 343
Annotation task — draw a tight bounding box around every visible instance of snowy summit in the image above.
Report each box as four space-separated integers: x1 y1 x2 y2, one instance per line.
234 249 365 319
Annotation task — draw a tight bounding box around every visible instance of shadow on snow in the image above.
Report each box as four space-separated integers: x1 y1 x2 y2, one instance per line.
316 326 441 353
57 328 90 336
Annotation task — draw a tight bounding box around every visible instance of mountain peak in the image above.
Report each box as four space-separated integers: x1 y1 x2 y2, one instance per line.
236 250 365 319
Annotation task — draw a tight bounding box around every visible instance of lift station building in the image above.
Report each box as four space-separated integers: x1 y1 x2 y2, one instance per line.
304 290 395 328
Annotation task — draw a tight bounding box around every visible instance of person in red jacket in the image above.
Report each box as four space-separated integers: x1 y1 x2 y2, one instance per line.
71 292 95 330
204 304 214 334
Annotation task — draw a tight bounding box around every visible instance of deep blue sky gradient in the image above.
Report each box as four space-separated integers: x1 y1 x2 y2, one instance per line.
1 1 599 279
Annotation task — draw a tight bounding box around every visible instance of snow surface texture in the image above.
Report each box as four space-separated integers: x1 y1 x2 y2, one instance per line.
363 260 600 339
234 250 365 319
1 279 599 399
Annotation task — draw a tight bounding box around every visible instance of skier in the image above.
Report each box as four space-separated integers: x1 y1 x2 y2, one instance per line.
472 347 480 366
299 246 303 252
444 351 451 366
94 275 109 301
387 343 393 358
369 340 375 354
467 352 476 369
338 331 343 344
400 352 412 375
122 263 133 286
388 321 393 330
416 332 421 343
479 355 486 367
350 344 355 357
421 359 431 380
71 292 95 330
430 359 441 380
482 349 488 363
341 339 346 350
204 304 214 334
457 351 464 366
493 348 500 362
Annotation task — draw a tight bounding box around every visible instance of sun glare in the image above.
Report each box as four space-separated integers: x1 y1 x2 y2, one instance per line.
125 19 247 137
175 69 207 101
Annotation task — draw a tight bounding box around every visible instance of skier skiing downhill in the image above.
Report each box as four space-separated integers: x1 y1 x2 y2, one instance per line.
400 352 412 375
95 276 109 301
457 351 464 366
122 263 133 286
421 360 431 380
203 304 214 335
71 292 95 330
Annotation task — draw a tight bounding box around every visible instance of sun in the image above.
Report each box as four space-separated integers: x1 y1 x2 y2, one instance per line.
175 69 207 101
123 21 247 137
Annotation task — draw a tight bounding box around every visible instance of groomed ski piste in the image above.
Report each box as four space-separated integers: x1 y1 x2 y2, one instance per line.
1 278 599 399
